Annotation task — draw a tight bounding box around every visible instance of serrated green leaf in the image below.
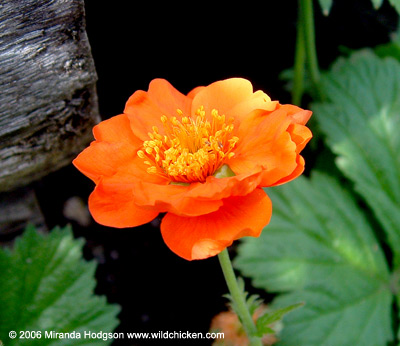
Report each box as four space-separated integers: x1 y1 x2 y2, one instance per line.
318 0 333 15
375 25 400 61
257 326 275 336
255 303 303 337
235 173 393 346
375 42 400 61
0 225 120 346
395 287 400 345
371 0 384 9
257 303 303 328
223 277 262 319
312 51 400 266
246 294 263 316
389 0 400 14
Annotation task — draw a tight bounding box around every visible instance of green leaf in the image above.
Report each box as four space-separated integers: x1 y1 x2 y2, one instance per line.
375 42 400 61
223 277 263 318
312 51 400 266
389 0 400 15
235 173 393 346
394 275 400 343
371 0 384 9
0 225 120 346
375 25 400 61
255 303 303 337
318 0 333 15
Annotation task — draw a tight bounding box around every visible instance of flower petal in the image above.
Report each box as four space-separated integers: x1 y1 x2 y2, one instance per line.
73 113 165 185
124 79 193 140
228 90 279 126
92 113 142 146
73 142 128 184
288 123 313 153
184 172 262 201
187 85 205 98
132 170 263 216
89 179 158 228
160 188 271 260
191 78 277 121
230 107 295 179
73 114 140 184
265 111 312 186
229 104 312 187
284 105 312 125
272 155 306 186
132 180 224 216
257 132 299 186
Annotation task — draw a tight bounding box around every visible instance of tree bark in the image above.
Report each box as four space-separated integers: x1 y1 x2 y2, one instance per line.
0 0 100 193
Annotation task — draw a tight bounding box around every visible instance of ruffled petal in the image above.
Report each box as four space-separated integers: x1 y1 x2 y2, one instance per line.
284 105 312 125
229 104 312 187
288 123 313 153
265 112 312 186
73 114 140 184
132 169 263 216
257 131 299 186
132 180 223 216
160 188 271 260
191 78 277 121
184 171 262 200
92 113 142 146
271 155 305 186
73 142 130 184
187 85 205 99
229 107 295 178
228 90 279 127
89 179 158 228
124 79 193 140
73 113 165 185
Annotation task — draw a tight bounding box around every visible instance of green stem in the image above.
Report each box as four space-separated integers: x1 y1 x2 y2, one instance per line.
218 248 262 346
292 0 306 105
301 0 320 88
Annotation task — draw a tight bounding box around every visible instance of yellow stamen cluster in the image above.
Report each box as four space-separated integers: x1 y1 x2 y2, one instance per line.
137 106 239 183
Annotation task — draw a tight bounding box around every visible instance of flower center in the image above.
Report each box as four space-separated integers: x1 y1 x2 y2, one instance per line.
137 106 239 183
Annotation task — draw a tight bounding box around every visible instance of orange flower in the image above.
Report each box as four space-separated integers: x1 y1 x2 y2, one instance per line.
73 78 312 260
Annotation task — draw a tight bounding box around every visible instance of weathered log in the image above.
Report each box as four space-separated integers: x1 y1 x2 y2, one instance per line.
0 0 100 193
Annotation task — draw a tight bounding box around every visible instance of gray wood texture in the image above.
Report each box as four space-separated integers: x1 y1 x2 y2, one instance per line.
0 0 100 193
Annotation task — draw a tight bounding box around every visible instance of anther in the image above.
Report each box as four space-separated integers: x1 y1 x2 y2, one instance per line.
147 166 157 174
139 107 239 182
137 150 145 159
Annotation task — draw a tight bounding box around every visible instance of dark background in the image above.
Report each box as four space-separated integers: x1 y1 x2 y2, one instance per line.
34 1 398 345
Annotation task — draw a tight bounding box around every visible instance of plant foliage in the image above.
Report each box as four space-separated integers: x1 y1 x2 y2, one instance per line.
317 0 400 15
0 225 120 346
235 51 400 346
314 51 400 266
